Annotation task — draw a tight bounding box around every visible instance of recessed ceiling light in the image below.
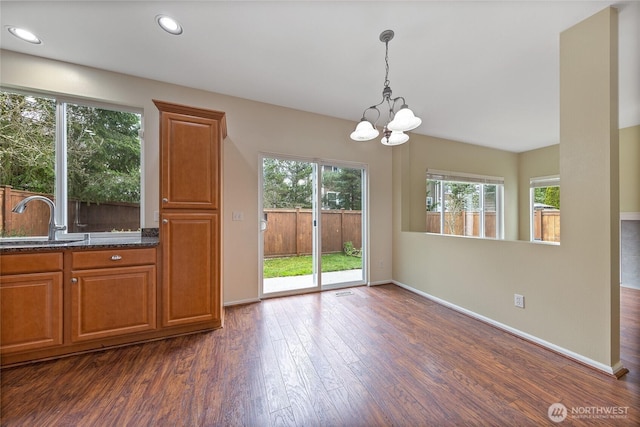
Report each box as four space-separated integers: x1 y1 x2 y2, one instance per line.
156 15 183 35
7 26 41 44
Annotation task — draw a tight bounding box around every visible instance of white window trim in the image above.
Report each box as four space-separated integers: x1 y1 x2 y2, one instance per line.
2 88 144 238
426 169 505 239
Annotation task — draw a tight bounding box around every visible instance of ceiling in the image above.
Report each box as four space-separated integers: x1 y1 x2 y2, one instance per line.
1 1 638 152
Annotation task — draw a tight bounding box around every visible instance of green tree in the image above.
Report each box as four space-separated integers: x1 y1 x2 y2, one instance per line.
322 168 361 210
534 186 560 209
544 186 560 209
66 104 141 203
445 183 476 235
0 91 141 204
263 158 312 208
0 92 56 193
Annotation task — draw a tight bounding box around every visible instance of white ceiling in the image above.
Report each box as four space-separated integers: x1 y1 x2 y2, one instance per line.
1 1 638 152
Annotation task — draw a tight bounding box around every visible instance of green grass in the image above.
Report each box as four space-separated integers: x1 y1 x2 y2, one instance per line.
263 253 362 278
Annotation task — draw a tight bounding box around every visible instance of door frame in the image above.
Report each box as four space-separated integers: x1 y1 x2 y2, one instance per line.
258 153 368 299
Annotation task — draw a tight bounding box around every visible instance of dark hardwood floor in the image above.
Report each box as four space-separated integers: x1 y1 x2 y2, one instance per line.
1 284 638 426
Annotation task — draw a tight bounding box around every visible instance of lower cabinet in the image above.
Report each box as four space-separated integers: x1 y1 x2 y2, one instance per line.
161 212 221 327
1 242 221 367
70 248 157 342
71 265 156 342
0 270 63 355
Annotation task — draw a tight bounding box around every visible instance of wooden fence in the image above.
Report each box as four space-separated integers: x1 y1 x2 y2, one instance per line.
1 186 140 236
263 208 361 258
533 210 560 242
426 212 496 238
426 210 560 242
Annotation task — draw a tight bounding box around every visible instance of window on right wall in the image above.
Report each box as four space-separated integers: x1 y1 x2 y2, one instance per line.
426 170 504 239
530 175 560 243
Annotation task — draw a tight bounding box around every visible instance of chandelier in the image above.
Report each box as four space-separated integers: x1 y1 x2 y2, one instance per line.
350 30 422 146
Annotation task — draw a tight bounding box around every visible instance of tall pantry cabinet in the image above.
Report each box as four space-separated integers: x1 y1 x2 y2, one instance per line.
154 100 226 329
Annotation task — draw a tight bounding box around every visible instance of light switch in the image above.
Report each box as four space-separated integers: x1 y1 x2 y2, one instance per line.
232 211 244 221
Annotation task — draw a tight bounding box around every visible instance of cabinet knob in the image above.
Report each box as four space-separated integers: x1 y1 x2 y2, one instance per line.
162 219 169 224
111 255 123 261
162 198 168 203
71 278 78 283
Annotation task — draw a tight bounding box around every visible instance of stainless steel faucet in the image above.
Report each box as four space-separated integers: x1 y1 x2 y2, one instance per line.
12 195 66 240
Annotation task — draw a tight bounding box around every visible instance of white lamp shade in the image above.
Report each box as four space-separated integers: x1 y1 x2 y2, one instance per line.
387 107 422 132
381 130 409 146
350 120 379 141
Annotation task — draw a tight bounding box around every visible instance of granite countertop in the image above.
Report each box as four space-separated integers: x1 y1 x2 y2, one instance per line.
0 229 160 254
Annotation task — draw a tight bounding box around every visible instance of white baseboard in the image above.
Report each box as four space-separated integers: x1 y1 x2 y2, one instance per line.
392 280 624 377
368 279 393 286
620 212 640 221
224 297 261 307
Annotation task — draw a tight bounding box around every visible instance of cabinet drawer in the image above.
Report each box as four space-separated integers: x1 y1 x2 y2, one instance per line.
1 252 63 275
72 248 156 270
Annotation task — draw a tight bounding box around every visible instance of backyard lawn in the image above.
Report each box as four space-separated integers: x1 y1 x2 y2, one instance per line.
263 253 362 278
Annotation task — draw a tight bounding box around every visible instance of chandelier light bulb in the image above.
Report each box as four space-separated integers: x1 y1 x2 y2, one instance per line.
387 106 422 132
381 130 409 146
350 120 379 141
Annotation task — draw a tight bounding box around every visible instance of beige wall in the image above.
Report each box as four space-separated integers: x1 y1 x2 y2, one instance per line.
620 125 640 213
400 135 519 240
393 8 622 373
0 49 394 305
513 123 638 238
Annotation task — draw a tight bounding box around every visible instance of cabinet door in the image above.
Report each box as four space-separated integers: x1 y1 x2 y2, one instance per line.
0 272 63 354
161 212 220 327
71 265 156 342
161 111 220 210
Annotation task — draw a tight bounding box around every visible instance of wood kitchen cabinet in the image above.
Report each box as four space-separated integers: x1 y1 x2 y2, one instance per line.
154 100 226 330
159 111 219 210
70 248 156 342
0 253 63 354
160 212 220 327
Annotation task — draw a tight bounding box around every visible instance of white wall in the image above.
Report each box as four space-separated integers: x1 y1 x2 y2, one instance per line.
0 49 394 305
392 8 622 374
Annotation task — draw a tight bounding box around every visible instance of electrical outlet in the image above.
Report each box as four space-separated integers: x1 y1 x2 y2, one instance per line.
232 211 244 221
514 294 525 308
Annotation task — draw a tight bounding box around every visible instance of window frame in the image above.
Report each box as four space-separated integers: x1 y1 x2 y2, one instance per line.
426 169 504 239
529 175 560 244
1 88 144 239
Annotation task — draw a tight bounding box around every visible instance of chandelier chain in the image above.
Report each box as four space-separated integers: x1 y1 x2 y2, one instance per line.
384 40 391 89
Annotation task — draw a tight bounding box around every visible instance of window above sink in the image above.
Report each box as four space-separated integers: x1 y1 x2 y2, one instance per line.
1 90 143 239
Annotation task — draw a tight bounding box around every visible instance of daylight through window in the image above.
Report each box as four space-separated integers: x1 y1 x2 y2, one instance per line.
530 176 560 243
426 170 504 239
1 90 142 238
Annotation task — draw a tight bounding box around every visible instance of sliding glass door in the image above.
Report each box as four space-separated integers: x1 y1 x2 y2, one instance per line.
320 164 364 287
260 155 366 297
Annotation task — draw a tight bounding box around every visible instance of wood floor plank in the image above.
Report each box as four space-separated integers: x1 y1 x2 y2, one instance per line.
259 337 291 414
1 284 638 426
